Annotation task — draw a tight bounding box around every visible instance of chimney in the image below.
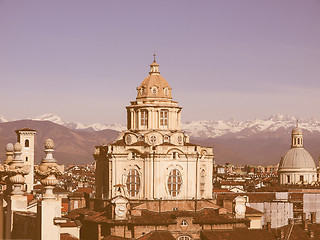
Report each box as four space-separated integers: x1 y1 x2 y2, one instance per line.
311 212 316 224
267 222 271 232
280 228 285 239
302 213 307 222
304 220 308 231
309 230 314 238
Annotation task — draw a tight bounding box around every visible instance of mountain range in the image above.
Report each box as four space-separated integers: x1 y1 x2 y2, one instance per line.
0 113 320 166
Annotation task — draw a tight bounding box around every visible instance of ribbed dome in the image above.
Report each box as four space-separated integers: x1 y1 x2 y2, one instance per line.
279 148 316 169
136 60 172 99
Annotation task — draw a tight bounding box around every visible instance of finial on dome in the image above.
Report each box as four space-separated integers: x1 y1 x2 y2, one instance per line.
296 119 299 128
153 52 156 62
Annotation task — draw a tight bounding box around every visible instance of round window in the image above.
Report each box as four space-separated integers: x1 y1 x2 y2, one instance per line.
150 135 157 144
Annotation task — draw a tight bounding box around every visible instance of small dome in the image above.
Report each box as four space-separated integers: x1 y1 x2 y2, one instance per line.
44 139 54 149
14 142 22 152
279 148 316 169
292 127 303 134
136 59 172 99
6 143 14 152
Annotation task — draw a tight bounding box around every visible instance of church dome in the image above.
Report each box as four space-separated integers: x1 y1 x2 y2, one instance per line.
279 148 316 169
136 57 172 99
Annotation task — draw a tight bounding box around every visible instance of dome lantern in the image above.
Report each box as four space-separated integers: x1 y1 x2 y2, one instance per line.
149 53 160 75
291 121 303 148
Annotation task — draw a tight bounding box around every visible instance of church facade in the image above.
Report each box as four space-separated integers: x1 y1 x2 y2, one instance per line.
94 57 215 202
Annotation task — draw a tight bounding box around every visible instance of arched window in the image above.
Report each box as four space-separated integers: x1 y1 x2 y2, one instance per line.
140 110 148 126
160 110 168 127
26 157 28 162
178 236 191 240
126 169 140 197
25 139 29 148
167 169 182 197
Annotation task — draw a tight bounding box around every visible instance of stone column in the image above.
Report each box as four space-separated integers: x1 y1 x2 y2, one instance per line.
35 139 63 240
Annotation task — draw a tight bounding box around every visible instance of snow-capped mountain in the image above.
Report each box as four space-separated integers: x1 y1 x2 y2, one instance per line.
2 113 320 139
31 113 126 132
0 115 8 123
182 114 320 138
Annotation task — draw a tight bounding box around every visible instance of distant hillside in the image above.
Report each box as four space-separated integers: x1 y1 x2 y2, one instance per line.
0 120 119 165
1 118 320 166
191 129 320 166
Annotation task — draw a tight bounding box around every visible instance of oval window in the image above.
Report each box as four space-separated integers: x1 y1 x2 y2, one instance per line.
126 169 140 197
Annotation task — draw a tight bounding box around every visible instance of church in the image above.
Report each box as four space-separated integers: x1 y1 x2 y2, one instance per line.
94 56 215 202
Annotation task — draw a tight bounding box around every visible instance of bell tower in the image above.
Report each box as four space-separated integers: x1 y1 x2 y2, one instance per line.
16 128 36 193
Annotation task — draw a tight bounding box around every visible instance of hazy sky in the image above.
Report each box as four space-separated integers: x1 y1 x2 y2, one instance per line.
1 0 320 125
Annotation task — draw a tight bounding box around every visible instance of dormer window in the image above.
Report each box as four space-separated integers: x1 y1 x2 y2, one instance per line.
151 86 158 95
164 87 169 96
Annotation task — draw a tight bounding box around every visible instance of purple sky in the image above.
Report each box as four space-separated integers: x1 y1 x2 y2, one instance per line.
1 0 320 124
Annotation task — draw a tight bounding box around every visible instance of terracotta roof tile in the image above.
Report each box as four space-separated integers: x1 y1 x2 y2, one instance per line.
64 208 98 220
60 233 79 240
137 230 175 240
193 208 249 225
103 236 130 240
201 229 275 240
